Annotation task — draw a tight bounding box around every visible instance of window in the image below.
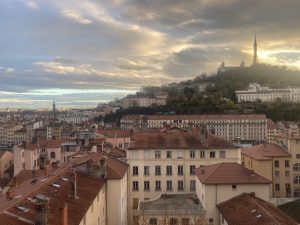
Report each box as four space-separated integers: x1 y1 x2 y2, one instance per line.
155 181 161 191
166 166 172 176
178 165 184 175
296 139 300 144
167 180 172 191
133 166 139 175
232 184 237 190
285 171 290 177
144 166 150 176
275 183 280 191
297 154 300 159
275 171 280 177
294 176 300 184
149 218 157 225
209 218 214 224
133 198 139 209
190 150 195 159
144 150 150 159
155 165 161 176
219 151 226 158
166 151 172 159
190 180 196 191
293 163 300 171
177 150 184 159
144 181 150 191
181 218 189 225
285 160 290 167
133 181 139 191
50 151 56 159
274 160 279 167
170 218 177 225
132 151 139 159
190 165 196 175
200 150 205 158
210 151 215 158
155 151 161 159
178 180 184 191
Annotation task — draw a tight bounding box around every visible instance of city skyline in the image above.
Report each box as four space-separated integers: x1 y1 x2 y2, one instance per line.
1 0 300 108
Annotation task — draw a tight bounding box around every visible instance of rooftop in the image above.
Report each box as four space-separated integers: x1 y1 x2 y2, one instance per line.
217 193 297 225
195 163 271 184
242 143 291 160
129 129 237 150
139 193 203 212
98 129 132 138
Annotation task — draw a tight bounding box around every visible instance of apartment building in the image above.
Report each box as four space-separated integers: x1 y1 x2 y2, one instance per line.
121 114 267 143
98 129 132 150
13 139 80 176
242 143 292 198
269 132 300 197
0 123 25 145
0 152 129 225
236 82 300 103
195 163 271 225
126 127 241 224
121 95 167 109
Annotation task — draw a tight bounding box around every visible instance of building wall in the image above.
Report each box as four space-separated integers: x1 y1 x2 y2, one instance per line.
107 137 131 150
107 173 128 225
79 184 107 225
0 151 13 178
127 148 241 224
200 183 270 225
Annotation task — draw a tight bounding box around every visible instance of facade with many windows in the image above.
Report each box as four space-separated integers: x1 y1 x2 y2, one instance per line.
126 128 241 224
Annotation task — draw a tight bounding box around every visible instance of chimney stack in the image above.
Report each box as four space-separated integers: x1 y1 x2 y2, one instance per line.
263 141 268 152
59 203 68 225
250 192 256 197
35 199 49 225
44 165 50 177
70 170 78 199
201 169 205 174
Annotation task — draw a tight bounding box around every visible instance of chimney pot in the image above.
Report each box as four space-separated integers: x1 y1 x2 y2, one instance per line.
250 192 255 197
59 203 68 225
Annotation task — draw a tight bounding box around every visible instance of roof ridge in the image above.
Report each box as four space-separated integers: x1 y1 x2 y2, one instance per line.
203 163 224 183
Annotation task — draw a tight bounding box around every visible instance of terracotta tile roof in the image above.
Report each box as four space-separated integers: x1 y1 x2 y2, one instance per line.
217 193 297 225
129 130 236 150
98 129 132 138
109 147 126 158
1 169 105 225
242 143 291 160
39 139 75 148
195 163 271 184
106 157 128 179
0 213 32 225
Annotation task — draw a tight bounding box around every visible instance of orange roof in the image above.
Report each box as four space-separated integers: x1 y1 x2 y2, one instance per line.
129 130 236 150
106 157 128 179
109 147 126 158
242 143 291 160
98 129 132 138
195 163 271 184
1 169 105 225
217 193 297 225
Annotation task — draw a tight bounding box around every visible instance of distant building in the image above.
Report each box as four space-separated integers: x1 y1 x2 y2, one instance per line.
121 93 167 109
121 114 268 143
235 82 300 103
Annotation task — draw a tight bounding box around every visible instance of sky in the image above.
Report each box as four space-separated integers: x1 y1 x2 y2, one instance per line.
1 0 300 109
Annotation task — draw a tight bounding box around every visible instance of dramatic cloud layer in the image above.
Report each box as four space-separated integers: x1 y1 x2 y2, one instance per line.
0 0 299 108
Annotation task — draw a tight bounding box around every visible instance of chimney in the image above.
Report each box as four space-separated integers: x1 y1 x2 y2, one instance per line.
250 192 255 197
59 203 68 225
263 141 268 152
44 165 50 177
201 169 205 174
35 199 49 225
250 170 255 176
70 170 78 199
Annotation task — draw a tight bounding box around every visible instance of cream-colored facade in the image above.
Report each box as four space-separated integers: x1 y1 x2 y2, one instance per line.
270 134 300 197
242 153 291 198
79 185 107 225
0 151 13 178
121 114 267 142
196 180 270 225
107 173 128 225
126 148 241 224
236 83 300 103
0 123 25 145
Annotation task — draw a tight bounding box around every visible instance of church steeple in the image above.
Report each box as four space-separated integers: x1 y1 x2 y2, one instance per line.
52 100 56 119
252 33 258 65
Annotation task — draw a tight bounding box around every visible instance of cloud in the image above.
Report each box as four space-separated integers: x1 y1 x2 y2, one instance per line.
0 66 15 74
25 0 39 9
61 9 92 24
